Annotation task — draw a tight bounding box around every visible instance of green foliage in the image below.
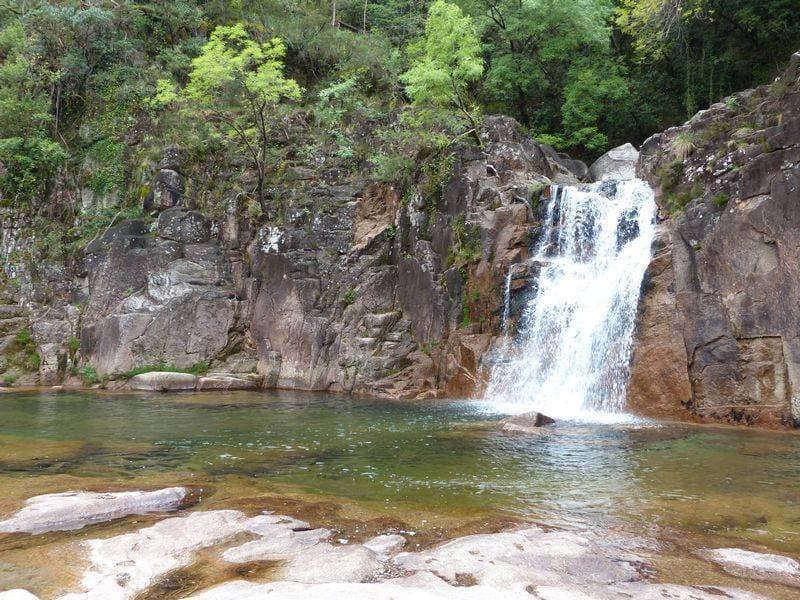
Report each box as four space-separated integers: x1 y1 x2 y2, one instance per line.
447 215 482 268
2 328 42 376
343 287 357 306
713 192 729 208
671 132 698 161
80 364 100 386
157 23 302 211
402 1 484 141
372 153 416 184
617 0 800 124
116 362 209 380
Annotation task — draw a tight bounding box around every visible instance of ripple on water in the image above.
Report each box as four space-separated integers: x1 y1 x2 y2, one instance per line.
0 390 799 553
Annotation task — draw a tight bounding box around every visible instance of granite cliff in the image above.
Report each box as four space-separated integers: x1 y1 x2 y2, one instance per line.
629 51 800 427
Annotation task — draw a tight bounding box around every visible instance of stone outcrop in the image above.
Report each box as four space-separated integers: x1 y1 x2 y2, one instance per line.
0 488 188 534
2 501 763 600
630 54 800 426
4 116 583 399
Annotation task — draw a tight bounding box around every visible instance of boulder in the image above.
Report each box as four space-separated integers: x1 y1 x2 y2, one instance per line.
156 208 211 244
196 374 260 391
588 143 639 182
128 372 197 392
500 411 556 434
147 168 185 212
0 488 188 534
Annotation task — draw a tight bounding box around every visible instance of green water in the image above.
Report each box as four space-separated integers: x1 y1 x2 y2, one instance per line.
2 389 800 552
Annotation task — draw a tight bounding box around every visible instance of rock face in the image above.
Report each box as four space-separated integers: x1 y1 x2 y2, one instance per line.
4 115 584 399
0 488 187 534
630 57 800 426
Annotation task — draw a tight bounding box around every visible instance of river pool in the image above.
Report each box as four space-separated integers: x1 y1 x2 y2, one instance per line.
1 389 800 556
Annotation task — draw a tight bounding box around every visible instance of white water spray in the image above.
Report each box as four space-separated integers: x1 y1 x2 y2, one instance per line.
486 179 657 422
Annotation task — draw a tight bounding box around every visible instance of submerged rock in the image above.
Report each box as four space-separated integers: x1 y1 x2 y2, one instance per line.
128 372 197 391
701 548 800 587
500 411 556 434
0 488 188 535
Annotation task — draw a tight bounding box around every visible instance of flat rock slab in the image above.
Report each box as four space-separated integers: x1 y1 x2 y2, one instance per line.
701 547 800 587
534 583 767 599
128 372 197 391
58 510 267 599
196 375 260 391
0 488 188 534
186 580 768 600
187 580 535 600
0 591 40 600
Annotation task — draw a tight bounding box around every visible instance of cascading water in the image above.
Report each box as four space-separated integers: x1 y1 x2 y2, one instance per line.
486 179 657 422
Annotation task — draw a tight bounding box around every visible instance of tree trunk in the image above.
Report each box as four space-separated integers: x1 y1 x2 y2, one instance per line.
362 0 368 32
331 0 337 27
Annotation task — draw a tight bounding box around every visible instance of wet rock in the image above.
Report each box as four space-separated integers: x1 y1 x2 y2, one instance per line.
128 372 197 392
500 412 556 434
588 143 639 182
185 577 767 600
701 548 800 587
0 488 187 534
156 208 211 244
196 374 260 391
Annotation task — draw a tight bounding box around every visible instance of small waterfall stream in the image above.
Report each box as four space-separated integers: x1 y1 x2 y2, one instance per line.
487 179 657 421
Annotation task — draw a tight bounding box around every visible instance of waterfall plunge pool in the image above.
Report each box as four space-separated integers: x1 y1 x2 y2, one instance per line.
2 389 800 558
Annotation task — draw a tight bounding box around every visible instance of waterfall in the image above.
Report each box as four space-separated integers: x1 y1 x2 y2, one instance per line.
486 179 657 422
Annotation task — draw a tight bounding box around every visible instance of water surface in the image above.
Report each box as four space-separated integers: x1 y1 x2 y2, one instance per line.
2 390 800 554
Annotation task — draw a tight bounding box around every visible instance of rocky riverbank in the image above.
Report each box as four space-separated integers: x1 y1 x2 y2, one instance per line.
1 486 799 599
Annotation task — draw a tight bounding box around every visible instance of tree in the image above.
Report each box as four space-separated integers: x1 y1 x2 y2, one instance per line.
401 0 484 144
156 23 302 213
0 20 66 211
460 0 627 154
617 0 800 119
